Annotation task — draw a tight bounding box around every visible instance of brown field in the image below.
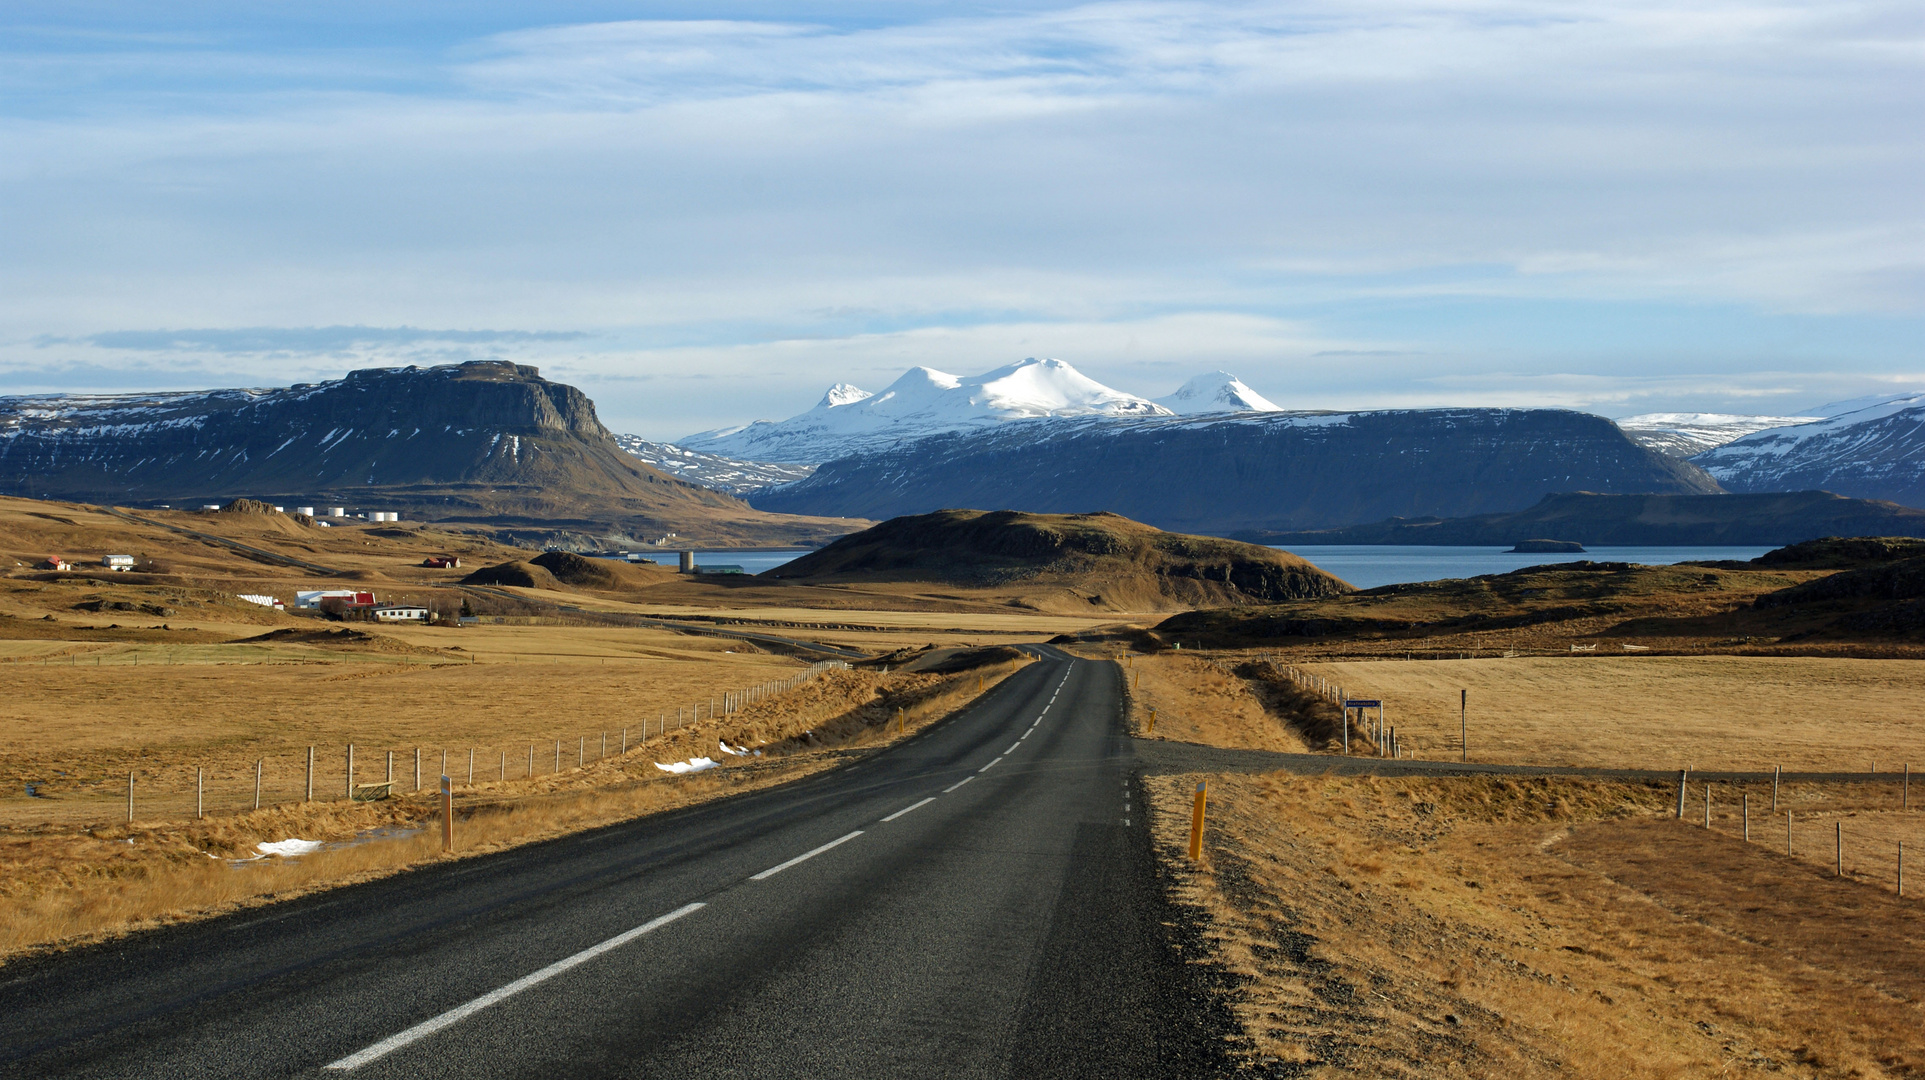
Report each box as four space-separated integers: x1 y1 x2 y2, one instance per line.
1114 651 1309 752
1150 769 1925 1078
1293 655 1925 772
0 657 1028 961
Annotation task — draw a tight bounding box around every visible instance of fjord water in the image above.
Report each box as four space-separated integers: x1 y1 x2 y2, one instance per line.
1280 545 1777 590
626 545 1776 589
626 550 815 574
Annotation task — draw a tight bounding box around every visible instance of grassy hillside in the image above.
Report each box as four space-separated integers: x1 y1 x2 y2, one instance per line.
767 509 1354 608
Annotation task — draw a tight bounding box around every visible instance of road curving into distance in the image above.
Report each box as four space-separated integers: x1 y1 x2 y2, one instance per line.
0 646 1235 1080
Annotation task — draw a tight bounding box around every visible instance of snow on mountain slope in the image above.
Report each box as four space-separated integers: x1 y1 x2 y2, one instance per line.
754 407 1721 535
1614 412 1821 459
1154 372 1282 414
1805 391 1925 418
612 435 815 495
1691 394 1925 508
679 357 1170 463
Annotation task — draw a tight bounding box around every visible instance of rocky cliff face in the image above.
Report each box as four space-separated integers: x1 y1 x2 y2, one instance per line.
753 408 1722 536
0 362 855 545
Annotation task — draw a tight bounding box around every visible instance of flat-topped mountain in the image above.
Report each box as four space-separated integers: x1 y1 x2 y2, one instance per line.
766 509 1352 607
755 408 1720 536
0 361 856 546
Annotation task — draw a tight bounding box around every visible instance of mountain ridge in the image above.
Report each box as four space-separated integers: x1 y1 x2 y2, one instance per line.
0 361 858 546
753 407 1721 536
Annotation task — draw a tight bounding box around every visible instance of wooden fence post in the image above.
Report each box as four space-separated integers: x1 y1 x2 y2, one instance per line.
1772 765 1781 811
1743 793 1749 842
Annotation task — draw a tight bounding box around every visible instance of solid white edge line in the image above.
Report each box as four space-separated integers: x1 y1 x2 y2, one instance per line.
324 902 706 1070
943 776 974 793
881 797 936 822
978 756 1003 773
750 830 864 881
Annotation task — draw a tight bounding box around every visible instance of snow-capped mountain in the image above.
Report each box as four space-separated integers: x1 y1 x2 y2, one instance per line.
1691 393 1925 507
756 407 1720 536
679 358 1172 463
1154 372 1281 414
612 435 816 496
1614 412 1822 459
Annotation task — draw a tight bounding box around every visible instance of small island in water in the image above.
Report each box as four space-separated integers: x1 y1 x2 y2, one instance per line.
1507 538 1587 553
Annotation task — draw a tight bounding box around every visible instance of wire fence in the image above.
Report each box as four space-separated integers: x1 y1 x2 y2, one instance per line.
115 661 851 822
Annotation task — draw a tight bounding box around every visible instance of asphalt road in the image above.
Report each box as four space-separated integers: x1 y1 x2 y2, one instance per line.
0 646 1234 1079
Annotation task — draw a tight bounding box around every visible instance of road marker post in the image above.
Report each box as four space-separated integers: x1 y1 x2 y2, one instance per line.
1147 706 1156 735
897 707 905 735
1675 769 1688 818
196 767 203 819
1460 689 1467 763
254 758 263 811
1188 781 1208 860
127 771 134 822
306 746 314 803
441 775 454 853
1837 821 1843 876
347 743 355 799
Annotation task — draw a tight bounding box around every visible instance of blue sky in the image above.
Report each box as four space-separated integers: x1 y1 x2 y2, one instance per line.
2 0 1919 438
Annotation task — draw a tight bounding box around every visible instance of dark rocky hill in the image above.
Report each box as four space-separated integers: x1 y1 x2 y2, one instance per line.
1250 491 1925 547
753 409 1719 536
0 362 856 546
768 509 1352 606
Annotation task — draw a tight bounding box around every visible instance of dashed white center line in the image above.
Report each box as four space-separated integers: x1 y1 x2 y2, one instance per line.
324 902 706 1070
750 830 863 881
978 756 1003 773
943 776 974 793
881 798 935 822
1006 742 1022 754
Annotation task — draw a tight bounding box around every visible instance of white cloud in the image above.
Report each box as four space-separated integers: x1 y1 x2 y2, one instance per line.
0 0 1919 431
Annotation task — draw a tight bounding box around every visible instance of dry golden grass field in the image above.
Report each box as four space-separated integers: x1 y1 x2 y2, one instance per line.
0 655 1027 962
1150 769 1925 1079
1294 655 1925 772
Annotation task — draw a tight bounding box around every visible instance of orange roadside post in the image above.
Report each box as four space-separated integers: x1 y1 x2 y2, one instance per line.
1188 781 1208 860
